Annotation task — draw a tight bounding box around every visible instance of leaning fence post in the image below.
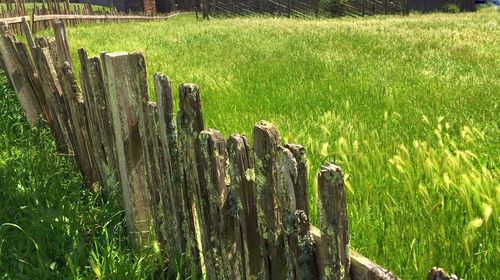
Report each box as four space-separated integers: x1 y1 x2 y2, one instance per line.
0 24 43 125
177 83 205 272
316 163 351 280
102 52 152 247
52 19 73 68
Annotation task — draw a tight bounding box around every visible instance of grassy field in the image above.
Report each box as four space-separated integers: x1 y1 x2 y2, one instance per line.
2 9 499 279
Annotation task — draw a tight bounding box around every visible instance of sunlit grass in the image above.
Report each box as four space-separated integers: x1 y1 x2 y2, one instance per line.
3 8 499 279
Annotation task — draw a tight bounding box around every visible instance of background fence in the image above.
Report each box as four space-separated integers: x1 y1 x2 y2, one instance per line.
203 0 477 18
0 0 172 34
202 0 409 18
0 19 460 279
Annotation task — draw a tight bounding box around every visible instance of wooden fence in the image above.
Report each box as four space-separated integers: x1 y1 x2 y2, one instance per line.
0 0 171 34
0 19 399 279
0 20 459 279
202 0 409 18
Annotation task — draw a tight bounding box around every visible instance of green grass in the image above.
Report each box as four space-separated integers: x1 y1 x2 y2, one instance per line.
3 9 500 279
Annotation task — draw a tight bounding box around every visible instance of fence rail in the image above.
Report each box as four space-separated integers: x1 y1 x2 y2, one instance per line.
0 20 458 279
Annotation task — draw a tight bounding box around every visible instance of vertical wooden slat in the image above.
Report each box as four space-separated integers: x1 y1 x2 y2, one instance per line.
176 82 205 272
58 61 99 189
197 128 225 279
316 163 350 280
32 42 72 152
52 19 73 68
77 49 118 189
276 145 298 279
227 134 261 279
253 120 288 279
0 24 42 125
102 52 152 246
285 143 309 216
143 101 170 249
289 210 318 280
154 73 184 256
13 41 48 119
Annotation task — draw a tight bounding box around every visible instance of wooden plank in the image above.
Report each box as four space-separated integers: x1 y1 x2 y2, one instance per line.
154 73 185 256
227 134 261 279
143 101 170 250
20 17 35 53
350 251 400 280
253 120 288 279
176 82 205 272
288 210 318 280
276 145 298 279
57 61 99 189
102 52 152 246
77 49 118 189
13 41 48 119
31 41 72 153
32 14 170 21
0 16 28 24
197 129 227 279
52 20 73 68
310 226 400 280
284 143 309 215
316 163 350 280
0 24 42 125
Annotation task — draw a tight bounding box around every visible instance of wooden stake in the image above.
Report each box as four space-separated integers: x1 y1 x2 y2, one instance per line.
316 163 350 280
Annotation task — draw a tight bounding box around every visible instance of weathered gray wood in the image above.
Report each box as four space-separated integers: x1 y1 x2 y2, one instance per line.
316 163 350 280
20 17 35 53
143 101 169 250
52 19 73 68
277 145 317 280
350 251 400 280
227 134 261 279
77 49 117 189
102 52 152 246
276 145 298 279
154 73 184 255
285 144 309 215
288 210 318 280
310 226 399 280
177 82 204 272
198 129 226 279
0 24 42 124
32 43 72 152
13 41 48 120
253 120 288 279
58 61 99 189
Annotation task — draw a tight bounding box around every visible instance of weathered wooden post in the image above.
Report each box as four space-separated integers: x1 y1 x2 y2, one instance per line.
227 134 262 279
154 73 184 256
316 163 350 280
102 51 153 246
0 24 43 125
78 48 118 189
253 120 289 279
176 83 205 272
